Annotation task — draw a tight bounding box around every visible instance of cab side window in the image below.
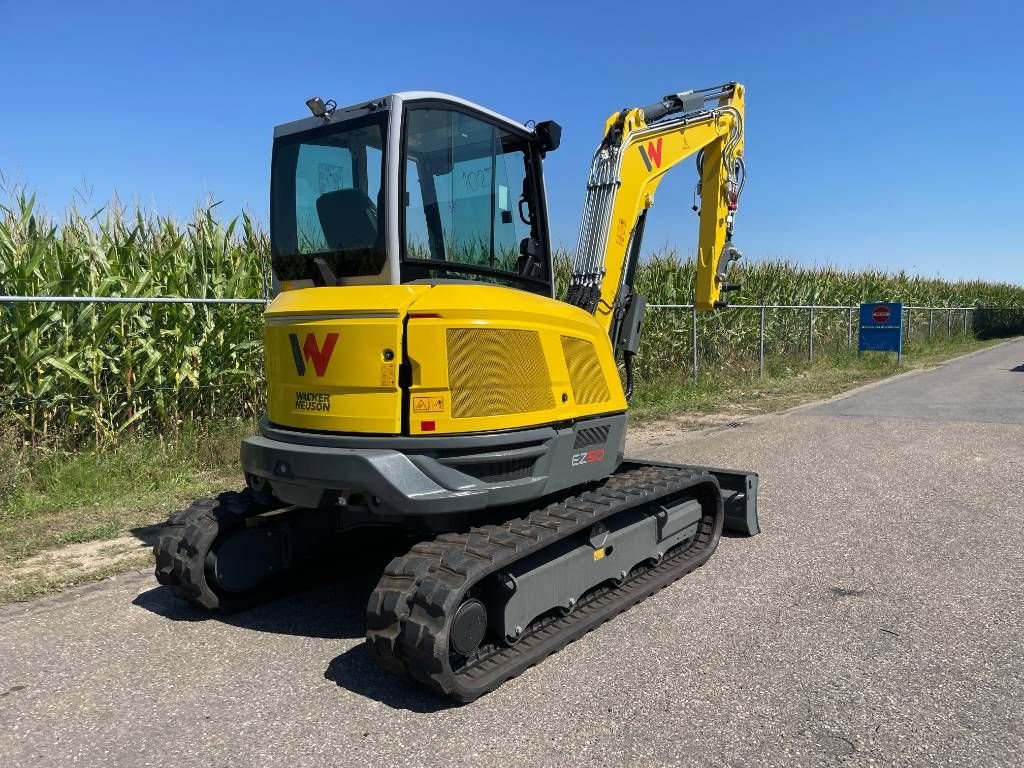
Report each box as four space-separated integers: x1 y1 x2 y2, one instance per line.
404 107 538 282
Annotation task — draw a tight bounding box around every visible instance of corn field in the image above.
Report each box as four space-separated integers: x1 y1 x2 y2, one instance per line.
4 188 1024 448
1 190 268 447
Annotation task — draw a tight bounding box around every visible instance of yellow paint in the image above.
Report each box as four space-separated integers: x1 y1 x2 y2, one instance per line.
593 83 746 322
263 283 626 436
267 284 428 315
264 286 429 434
261 85 746 438
593 547 606 561
405 284 625 435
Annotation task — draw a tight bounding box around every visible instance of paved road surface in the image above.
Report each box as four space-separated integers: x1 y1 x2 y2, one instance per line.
2 341 1023 767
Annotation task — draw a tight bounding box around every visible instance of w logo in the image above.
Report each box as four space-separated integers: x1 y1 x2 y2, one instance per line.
638 137 663 171
289 332 338 377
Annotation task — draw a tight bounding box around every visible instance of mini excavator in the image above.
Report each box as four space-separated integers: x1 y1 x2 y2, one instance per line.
155 82 760 702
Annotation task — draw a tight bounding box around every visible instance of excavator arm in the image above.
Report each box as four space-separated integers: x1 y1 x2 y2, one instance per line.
567 82 747 370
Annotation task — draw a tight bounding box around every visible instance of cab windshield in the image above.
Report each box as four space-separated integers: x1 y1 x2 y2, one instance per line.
270 112 388 281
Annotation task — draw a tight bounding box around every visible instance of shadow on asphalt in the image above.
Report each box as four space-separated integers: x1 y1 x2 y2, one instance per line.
131 532 452 711
323 645 454 714
132 572 371 640
132 528 400 638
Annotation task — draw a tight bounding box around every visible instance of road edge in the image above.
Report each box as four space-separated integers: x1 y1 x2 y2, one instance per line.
0 568 154 621
627 337 1021 443
778 336 1020 417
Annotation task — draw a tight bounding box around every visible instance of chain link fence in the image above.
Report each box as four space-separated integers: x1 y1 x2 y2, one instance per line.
646 303 981 383
2 295 1021 447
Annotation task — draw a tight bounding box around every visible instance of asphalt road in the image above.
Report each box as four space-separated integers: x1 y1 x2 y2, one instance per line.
2 340 1023 767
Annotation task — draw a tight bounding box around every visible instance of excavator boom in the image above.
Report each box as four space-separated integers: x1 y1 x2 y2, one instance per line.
568 82 746 339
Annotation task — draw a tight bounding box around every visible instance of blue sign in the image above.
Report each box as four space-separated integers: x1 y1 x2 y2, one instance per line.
858 302 903 365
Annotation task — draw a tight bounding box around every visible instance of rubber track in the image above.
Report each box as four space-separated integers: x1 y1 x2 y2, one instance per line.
154 489 281 611
365 464 724 702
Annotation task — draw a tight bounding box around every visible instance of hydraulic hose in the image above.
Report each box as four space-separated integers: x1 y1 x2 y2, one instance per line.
623 351 636 400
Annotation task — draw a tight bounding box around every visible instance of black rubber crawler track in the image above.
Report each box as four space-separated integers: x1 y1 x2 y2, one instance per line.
365 463 724 702
154 489 282 611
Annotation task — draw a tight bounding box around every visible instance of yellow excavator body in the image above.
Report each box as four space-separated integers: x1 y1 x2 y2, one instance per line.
156 83 759 704
265 283 626 436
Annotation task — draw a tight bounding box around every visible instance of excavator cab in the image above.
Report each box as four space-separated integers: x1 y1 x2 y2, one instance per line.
259 94 612 443
269 94 559 297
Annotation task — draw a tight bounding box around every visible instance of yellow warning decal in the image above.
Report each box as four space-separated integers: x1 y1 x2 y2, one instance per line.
413 396 444 413
615 217 628 246
380 363 396 387
593 547 606 561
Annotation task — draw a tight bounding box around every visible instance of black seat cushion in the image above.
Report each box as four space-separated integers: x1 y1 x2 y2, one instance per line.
316 189 377 250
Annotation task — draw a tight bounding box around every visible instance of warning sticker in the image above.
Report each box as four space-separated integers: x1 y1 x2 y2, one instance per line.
615 217 628 246
413 396 444 413
380 363 396 387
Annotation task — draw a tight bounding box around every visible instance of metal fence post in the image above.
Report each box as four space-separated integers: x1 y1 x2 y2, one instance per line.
848 306 854 349
946 309 951 339
963 309 969 336
808 305 814 361
906 307 912 343
691 305 698 384
759 305 766 379
928 309 933 338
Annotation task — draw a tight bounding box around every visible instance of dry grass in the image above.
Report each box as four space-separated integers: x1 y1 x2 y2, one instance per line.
0 418 252 568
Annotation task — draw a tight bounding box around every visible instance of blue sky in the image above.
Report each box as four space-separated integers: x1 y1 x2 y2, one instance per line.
2 0 1022 283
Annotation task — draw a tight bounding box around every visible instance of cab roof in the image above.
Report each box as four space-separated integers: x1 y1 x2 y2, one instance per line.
273 92 531 139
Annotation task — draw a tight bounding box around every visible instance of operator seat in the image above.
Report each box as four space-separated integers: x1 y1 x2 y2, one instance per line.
316 189 378 250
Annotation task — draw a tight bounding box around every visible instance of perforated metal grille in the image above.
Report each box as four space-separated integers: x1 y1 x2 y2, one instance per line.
446 328 555 418
574 424 611 450
561 336 611 405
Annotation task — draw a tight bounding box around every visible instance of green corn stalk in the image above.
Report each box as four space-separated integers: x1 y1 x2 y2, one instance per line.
1 186 265 449
2 183 1023 449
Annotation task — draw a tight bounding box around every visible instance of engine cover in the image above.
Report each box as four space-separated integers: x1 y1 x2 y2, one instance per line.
263 283 627 436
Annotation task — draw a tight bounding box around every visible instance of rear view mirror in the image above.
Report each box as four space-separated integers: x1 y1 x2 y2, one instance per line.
535 120 561 154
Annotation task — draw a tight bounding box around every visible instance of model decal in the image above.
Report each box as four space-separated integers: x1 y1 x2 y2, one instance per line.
571 448 606 467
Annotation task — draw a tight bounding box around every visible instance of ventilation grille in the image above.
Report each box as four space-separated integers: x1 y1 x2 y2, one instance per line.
446 328 555 418
443 457 537 484
574 424 611 450
561 336 611 405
